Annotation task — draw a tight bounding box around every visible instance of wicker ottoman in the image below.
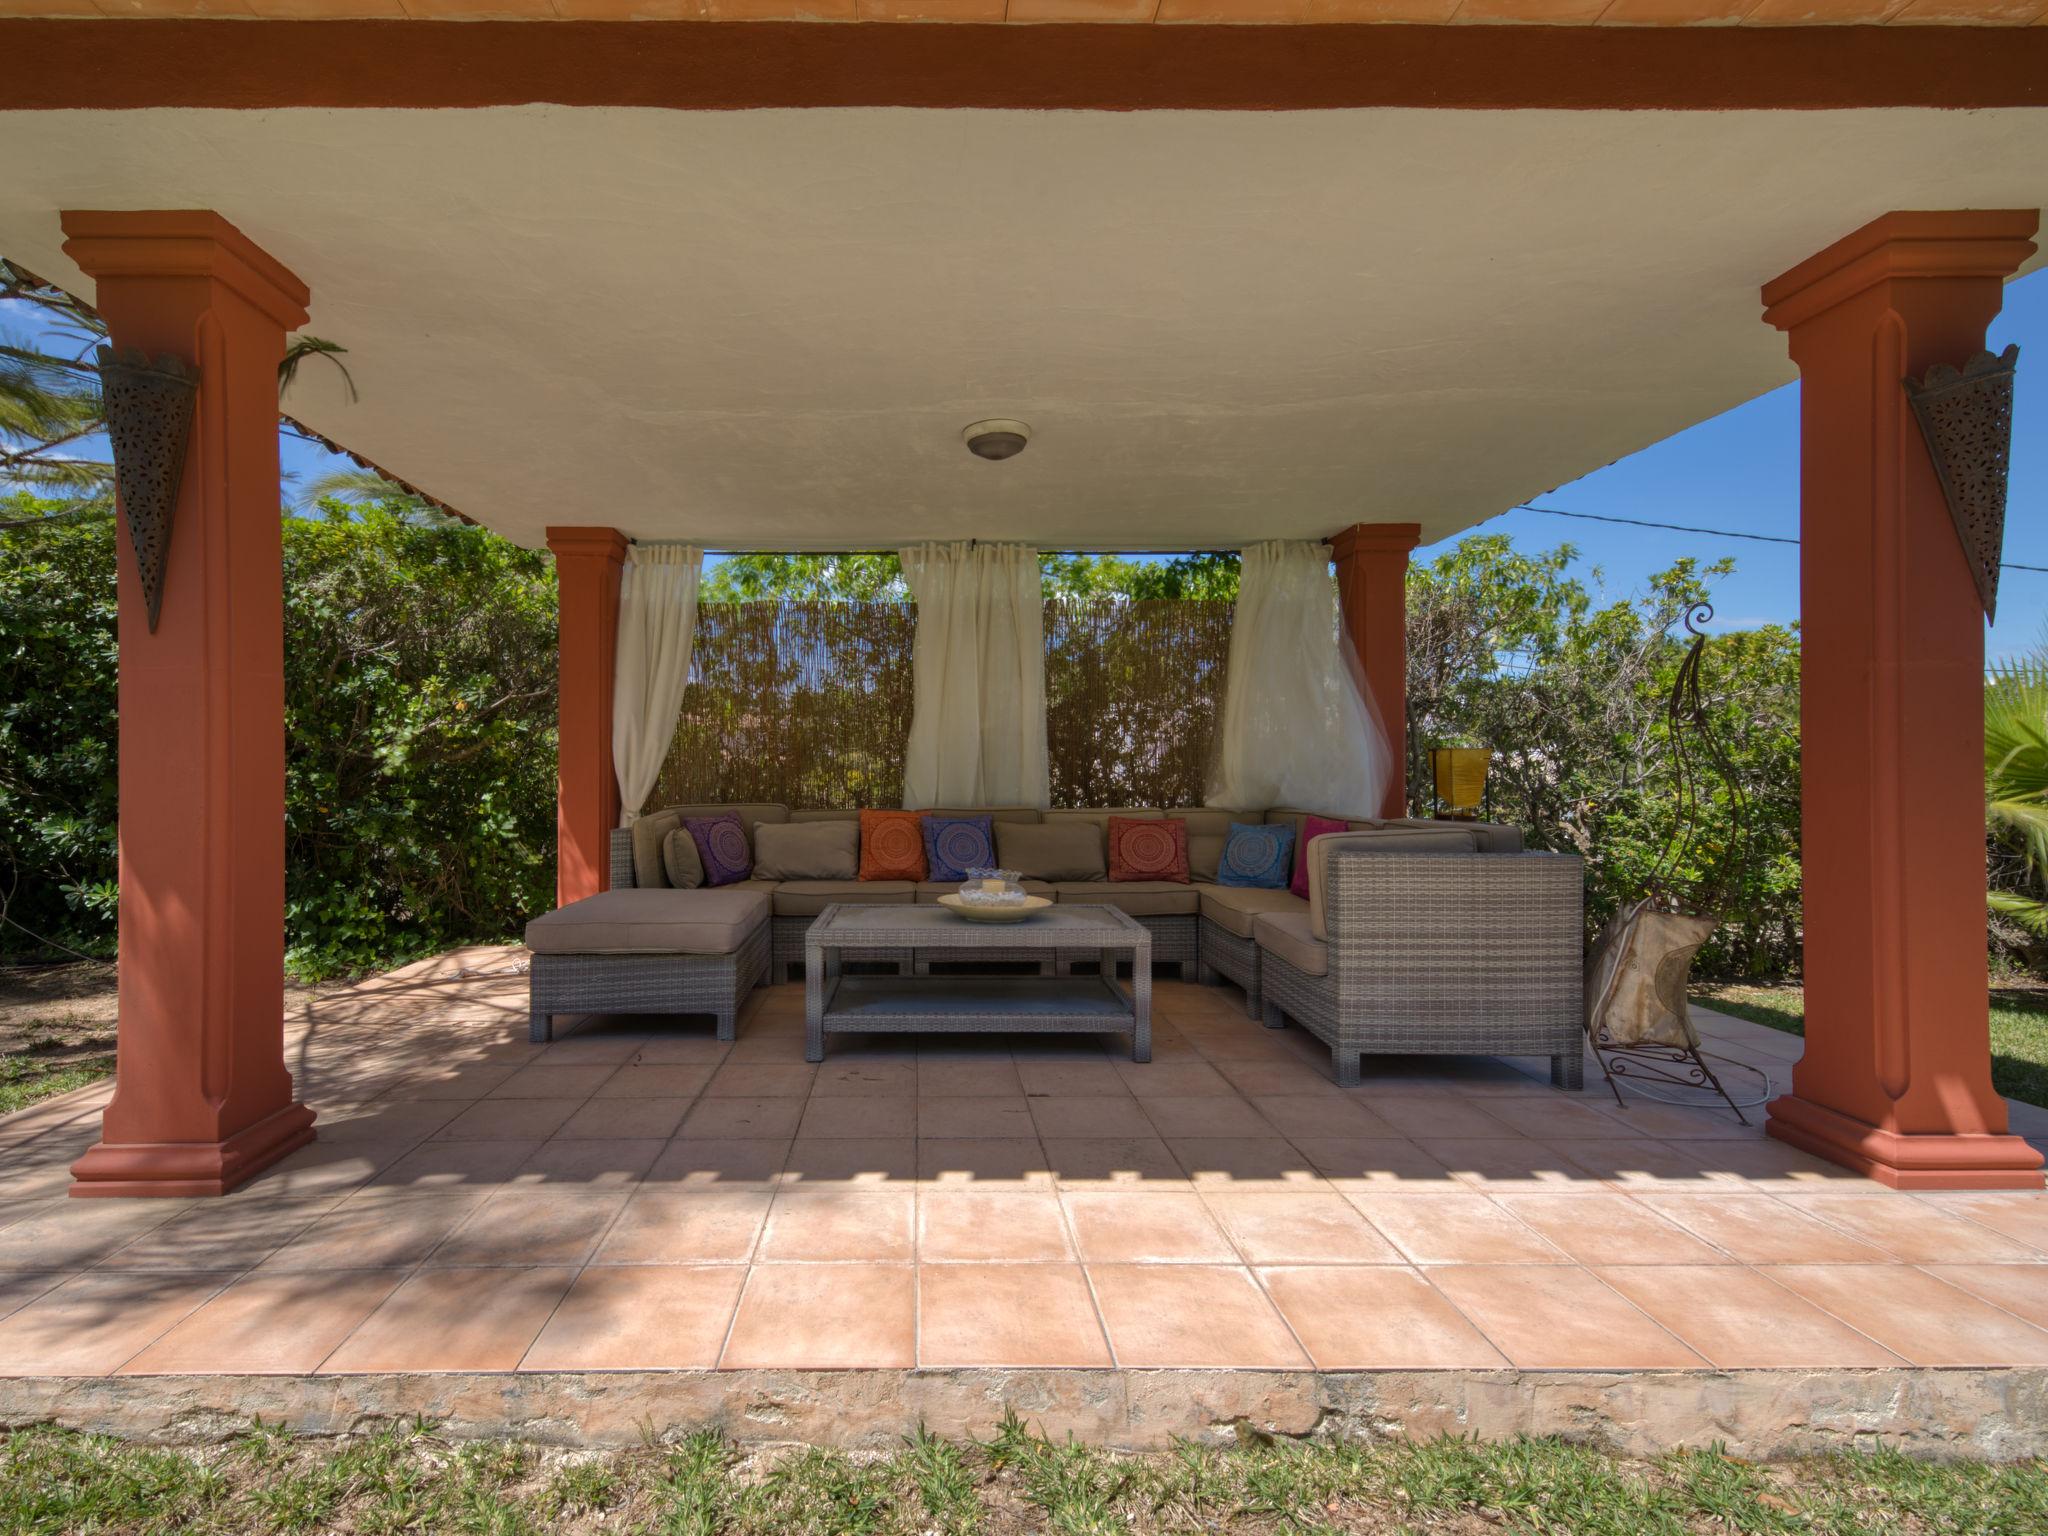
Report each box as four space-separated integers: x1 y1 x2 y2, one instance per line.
525 887 772 1043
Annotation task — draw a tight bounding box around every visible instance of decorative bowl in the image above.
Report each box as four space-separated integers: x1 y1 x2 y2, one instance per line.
935 893 1053 924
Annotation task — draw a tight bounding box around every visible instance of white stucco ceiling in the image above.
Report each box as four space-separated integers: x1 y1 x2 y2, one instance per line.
3 105 2045 551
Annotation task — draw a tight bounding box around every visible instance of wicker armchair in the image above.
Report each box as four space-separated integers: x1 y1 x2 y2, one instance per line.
1256 847 1585 1089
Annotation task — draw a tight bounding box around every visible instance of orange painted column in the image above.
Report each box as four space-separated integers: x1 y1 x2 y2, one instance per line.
547 527 627 905
64 211 315 1197
1762 210 2043 1191
1330 523 1421 819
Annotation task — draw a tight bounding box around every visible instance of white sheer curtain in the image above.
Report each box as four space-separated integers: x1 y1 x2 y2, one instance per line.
1206 539 1390 820
900 541 1050 809
611 543 703 823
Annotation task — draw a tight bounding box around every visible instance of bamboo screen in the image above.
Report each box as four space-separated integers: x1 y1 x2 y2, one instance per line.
655 602 917 811
1044 597 1235 808
654 596 1235 810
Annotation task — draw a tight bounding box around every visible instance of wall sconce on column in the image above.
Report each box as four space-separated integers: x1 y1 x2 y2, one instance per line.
96 346 199 633
1904 343 2017 622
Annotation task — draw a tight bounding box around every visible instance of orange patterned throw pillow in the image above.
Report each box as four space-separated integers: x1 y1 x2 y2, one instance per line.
1107 816 1189 884
858 810 928 881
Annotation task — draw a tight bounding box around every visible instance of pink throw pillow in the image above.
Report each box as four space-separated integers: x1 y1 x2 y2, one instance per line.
1290 816 1348 900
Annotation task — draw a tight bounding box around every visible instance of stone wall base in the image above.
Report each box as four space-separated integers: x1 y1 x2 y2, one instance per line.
4 1368 2046 1461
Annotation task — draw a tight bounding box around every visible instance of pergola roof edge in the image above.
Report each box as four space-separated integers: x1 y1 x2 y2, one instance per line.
2 20 2047 113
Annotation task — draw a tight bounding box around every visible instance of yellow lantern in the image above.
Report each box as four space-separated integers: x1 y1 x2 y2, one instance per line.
1429 746 1491 821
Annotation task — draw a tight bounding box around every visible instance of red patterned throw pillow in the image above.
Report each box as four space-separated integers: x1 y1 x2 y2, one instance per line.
858 810 928 881
1107 816 1189 884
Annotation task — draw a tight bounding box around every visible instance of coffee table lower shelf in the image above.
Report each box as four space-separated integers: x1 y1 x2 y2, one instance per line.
806 974 1151 1062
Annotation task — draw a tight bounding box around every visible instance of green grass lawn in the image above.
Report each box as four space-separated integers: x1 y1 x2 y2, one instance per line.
1693 983 2048 1111
0 1028 114 1116
1 1420 2043 1536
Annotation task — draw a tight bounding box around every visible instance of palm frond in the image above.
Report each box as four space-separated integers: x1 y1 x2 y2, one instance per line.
1990 889 2048 938
278 337 356 403
299 467 403 507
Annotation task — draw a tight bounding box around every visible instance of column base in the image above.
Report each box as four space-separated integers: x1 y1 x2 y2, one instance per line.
1767 1094 2043 1191
69 1101 318 1198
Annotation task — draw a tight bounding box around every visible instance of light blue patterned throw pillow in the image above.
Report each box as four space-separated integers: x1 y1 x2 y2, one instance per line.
1216 821 1295 889
922 815 996 883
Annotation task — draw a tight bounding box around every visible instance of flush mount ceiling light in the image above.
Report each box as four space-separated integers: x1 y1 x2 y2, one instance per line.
962 419 1031 461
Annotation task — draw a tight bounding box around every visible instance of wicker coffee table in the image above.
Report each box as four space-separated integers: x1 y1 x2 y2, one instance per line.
804 903 1151 1063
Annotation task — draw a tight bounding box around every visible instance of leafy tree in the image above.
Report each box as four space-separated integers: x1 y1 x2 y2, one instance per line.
699 553 906 603
699 550 1240 604
1407 535 1803 978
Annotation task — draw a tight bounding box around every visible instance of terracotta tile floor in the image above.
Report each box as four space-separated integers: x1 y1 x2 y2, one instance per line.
1 943 2045 1378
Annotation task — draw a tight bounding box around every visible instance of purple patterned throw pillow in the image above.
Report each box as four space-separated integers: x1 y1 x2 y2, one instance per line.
686 812 753 887
922 814 995 883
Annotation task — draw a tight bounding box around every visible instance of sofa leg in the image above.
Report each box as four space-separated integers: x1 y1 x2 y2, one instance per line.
716 1006 737 1044
1241 987 1262 1022
1334 1051 1363 1088
1260 1000 1286 1031
529 1008 551 1045
1197 963 1221 987
1551 1051 1585 1091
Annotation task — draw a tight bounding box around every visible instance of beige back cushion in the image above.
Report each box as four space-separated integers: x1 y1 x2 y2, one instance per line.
630 804 789 889
661 827 704 890
1163 808 1234 882
998 820 1109 882
788 808 860 824
753 820 859 881
630 808 686 889
1307 826 1478 940
916 806 1044 825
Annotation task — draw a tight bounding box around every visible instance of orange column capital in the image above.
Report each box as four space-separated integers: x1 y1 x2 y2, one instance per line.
63 210 314 1197
547 526 628 906
1762 208 2042 1190
1329 522 1422 820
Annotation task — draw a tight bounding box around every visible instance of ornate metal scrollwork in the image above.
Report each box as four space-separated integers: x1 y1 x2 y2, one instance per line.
1905 344 2018 622
96 346 199 633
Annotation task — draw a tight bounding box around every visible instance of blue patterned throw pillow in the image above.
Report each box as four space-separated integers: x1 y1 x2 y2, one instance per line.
1216 822 1295 889
922 815 995 883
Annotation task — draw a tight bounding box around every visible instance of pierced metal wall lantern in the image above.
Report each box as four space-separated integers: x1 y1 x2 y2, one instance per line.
1904 343 2019 623
96 345 199 633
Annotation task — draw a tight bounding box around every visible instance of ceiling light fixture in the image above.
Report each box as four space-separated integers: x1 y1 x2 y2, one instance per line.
962 419 1031 461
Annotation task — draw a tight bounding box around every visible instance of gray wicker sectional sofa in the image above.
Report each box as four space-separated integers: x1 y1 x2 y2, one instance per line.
534 799 1584 1088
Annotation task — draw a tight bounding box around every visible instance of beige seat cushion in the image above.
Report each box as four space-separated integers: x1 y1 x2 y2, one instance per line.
772 880 916 918
525 887 769 955
915 879 1055 903
1306 827 1477 939
997 821 1108 882
1053 881 1198 917
753 820 859 881
1252 910 1329 978
1195 883 1310 939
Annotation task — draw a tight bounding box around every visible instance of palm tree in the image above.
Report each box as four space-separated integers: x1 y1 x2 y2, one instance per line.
1 259 113 515
1985 657 2048 937
2 256 356 524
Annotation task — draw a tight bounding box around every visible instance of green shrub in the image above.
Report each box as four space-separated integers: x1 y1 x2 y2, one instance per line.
0 494 558 978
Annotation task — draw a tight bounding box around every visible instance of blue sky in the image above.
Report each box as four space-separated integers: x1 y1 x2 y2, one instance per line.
14 266 2045 656
1433 267 2045 663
